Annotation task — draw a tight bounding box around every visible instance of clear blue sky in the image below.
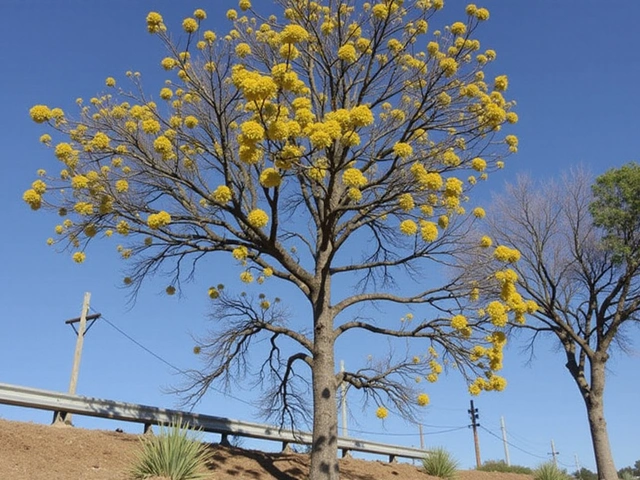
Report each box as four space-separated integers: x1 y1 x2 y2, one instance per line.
1 0 639 473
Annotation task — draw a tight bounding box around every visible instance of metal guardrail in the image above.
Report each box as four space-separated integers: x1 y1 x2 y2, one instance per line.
0 382 427 462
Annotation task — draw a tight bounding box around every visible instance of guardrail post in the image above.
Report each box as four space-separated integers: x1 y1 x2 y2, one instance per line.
143 422 153 434
220 433 230 446
281 441 292 453
341 448 351 458
388 454 397 463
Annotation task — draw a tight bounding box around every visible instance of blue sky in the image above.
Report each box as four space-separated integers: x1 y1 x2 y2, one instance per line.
1 0 639 473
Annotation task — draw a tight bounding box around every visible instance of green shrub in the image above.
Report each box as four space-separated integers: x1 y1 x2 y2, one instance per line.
422 447 459 479
130 420 212 480
534 462 570 480
478 459 533 474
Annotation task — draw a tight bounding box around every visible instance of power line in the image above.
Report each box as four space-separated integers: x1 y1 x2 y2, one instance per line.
90 306 255 408
480 425 548 460
349 425 467 437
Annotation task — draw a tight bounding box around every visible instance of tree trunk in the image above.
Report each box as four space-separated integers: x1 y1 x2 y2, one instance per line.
585 362 618 480
309 308 339 480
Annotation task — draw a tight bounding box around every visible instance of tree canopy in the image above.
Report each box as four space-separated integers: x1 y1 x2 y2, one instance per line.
23 1 525 478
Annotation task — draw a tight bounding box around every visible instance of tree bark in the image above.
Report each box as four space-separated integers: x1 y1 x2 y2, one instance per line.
309 308 339 480
585 362 618 480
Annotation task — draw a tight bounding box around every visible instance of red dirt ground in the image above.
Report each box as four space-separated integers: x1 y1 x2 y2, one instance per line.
0 418 534 479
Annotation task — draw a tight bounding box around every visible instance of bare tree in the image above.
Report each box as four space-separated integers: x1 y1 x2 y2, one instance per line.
23 2 525 478
486 166 640 480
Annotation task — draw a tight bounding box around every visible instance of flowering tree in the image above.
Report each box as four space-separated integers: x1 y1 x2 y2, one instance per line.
485 165 640 480
24 1 526 478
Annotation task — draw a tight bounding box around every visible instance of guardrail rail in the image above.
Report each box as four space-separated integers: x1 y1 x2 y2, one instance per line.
0 382 427 462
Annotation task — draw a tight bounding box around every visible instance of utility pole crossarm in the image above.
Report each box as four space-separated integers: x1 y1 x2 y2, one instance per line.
65 313 101 335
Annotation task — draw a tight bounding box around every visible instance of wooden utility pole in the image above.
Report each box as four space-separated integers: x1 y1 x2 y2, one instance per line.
500 416 511 466
53 293 99 425
418 424 425 449
550 439 559 467
340 360 347 437
469 400 481 468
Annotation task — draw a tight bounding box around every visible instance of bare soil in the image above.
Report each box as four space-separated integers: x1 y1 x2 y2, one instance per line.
0 418 534 479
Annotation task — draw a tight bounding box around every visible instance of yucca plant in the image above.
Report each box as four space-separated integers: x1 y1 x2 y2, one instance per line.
534 461 570 480
422 447 459 479
130 419 212 480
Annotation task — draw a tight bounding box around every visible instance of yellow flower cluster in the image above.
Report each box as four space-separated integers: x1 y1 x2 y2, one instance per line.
494 245 521 263
399 220 418 236
375 406 388 419
259 168 282 188
247 208 269 228
410 163 443 190
342 168 367 188
393 142 413 158
417 393 430 407
147 211 171 229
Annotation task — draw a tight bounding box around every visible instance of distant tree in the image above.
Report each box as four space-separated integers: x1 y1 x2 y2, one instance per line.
617 459 640 479
573 467 598 480
484 164 640 480
23 1 524 479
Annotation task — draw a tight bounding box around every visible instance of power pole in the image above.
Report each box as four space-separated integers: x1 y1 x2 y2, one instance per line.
419 423 425 449
574 454 582 479
500 416 511 466
53 293 101 425
549 439 559 467
468 400 481 468
340 360 347 437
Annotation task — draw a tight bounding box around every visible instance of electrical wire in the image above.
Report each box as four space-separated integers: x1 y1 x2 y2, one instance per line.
479 425 548 460
88 307 488 440
91 307 255 408
349 425 467 437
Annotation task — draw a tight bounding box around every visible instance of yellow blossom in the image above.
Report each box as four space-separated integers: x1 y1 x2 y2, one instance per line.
342 168 367 188
439 57 458 77
105 77 116 87
23 189 42 210
259 168 282 188
471 157 486 172
417 393 430 406
450 22 466 35
473 207 485 218
146 11 164 33
393 142 413 158
399 220 418 236
72 252 86 264
338 44 357 63
184 116 199 128
280 24 309 44
480 235 492 248
147 211 172 229
475 8 490 20
375 406 388 419
166 286 176 295
398 193 415 211
240 271 254 283
494 245 521 263
420 221 438 242
115 179 129 193
235 43 252 57
247 209 269 228
451 315 468 330
30 105 52 123
232 246 249 260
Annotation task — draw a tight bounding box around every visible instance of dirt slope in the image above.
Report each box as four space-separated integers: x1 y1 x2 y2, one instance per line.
0 418 533 480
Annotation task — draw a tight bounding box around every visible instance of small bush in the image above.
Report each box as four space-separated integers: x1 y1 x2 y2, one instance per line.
422 447 459 479
478 459 532 474
534 461 570 480
130 420 212 480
